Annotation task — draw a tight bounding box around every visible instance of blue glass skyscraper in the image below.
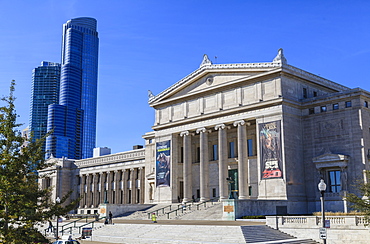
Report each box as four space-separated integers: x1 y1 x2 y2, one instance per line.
46 17 99 159
30 61 61 152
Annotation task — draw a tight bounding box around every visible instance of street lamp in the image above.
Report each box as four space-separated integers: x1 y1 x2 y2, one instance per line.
318 179 327 244
55 197 60 240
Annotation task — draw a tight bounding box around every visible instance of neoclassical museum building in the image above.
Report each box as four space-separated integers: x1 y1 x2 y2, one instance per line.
39 49 370 216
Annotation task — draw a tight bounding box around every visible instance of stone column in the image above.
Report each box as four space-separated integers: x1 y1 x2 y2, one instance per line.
124 169 129 204
79 174 85 208
215 124 228 200
114 170 120 204
92 173 99 207
234 120 248 199
180 131 192 203
196 127 210 202
140 167 145 204
99 172 104 204
108 171 114 204
131 168 137 204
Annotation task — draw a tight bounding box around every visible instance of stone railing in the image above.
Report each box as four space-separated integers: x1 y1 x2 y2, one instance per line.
269 215 368 228
266 215 369 244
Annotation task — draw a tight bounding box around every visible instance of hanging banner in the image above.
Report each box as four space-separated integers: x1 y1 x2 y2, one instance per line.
259 120 283 179
156 140 171 187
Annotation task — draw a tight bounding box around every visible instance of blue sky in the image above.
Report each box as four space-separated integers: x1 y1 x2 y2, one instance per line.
1 0 370 154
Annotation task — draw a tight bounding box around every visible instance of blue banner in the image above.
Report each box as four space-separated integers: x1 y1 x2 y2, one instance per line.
156 140 171 187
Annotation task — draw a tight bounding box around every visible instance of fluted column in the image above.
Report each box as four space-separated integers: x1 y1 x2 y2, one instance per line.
196 127 210 202
99 173 104 204
92 173 98 207
215 124 228 200
140 167 145 204
131 168 137 204
107 171 113 204
124 169 129 204
180 131 192 203
234 120 248 199
79 174 85 207
114 170 120 204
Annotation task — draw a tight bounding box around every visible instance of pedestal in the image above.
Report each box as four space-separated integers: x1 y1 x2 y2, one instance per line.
222 199 238 220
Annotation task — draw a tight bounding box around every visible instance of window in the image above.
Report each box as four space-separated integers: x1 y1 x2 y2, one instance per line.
247 139 254 156
309 108 315 114
313 91 317 97
212 144 218 160
345 101 352 108
249 186 252 196
320 106 327 112
333 103 339 110
328 170 341 193
212 188 216 197
180 147 184 163
228 141 235 158
365 101 368 108
196 147 200 162
303 88 307 98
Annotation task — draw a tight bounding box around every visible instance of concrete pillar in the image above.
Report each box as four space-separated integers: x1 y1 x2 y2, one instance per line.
180 131 192 203
124 169 129 204
215 124 228 200
196 127 210 202
234 120 248 199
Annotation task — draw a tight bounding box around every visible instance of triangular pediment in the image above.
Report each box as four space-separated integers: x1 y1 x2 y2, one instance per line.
149 63 281 106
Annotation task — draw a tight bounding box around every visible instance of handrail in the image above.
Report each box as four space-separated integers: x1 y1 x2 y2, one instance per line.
147 205 173 219
195 198 218 210
78 216 106 234
61 217 90 232
166 203 193 219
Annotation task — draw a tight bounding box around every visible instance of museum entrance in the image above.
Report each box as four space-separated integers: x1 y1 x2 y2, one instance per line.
228 169 238 199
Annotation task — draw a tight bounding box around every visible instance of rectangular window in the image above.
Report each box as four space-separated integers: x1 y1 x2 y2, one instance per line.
212 188 216 198
345 101 352 108
309 108 315 114
228 141 235 158
180 147 184 163
196 147 200 162
249 186 252 196
333 103 339 110
212 144 218 160
247 139 253 156
365 101 368 108
320 106 327 112
303 88 307 98
313 91 317 97
328 170 341 193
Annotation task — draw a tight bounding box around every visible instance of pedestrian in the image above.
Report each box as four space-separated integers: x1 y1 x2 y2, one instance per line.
108 211 113 224
151 213 157 223
46 220 53 233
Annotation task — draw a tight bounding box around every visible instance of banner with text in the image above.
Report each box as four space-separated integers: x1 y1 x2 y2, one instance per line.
259 120 283 179
156 140 171 187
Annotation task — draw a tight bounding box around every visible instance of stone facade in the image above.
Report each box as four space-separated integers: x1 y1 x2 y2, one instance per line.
40 49 370 216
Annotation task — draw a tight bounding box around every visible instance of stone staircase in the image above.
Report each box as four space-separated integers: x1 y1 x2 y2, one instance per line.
117 200 223 220
241 225 319 244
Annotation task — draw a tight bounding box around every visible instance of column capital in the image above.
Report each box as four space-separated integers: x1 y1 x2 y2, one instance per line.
233 120 245 127
180 131 190 137
215 124 226 131
196 127 211 134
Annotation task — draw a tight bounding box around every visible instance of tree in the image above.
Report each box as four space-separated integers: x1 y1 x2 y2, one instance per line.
345 170 370 225
0 80 79 243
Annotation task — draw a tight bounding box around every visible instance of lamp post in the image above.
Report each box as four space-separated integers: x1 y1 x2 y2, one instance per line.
55 197 60 240
318 179 327 244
